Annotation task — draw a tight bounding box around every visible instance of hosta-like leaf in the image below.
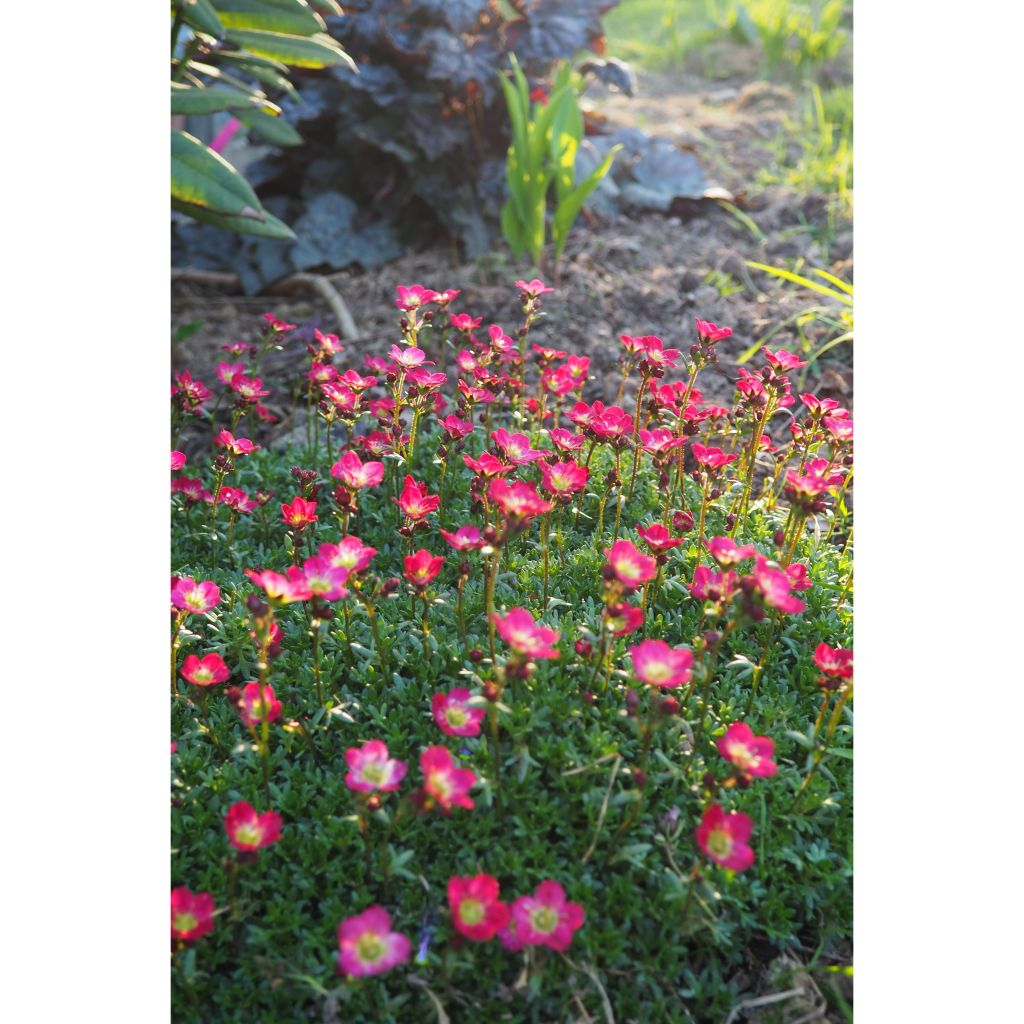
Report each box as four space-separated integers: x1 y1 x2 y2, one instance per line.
170 83 271 115
182 0 225 39
172 197 296 238
171 128 263 218
233 106 303 146
213 0 326 37
225 29 355 69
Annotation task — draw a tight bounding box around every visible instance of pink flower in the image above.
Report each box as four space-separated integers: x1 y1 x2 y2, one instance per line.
492 607 561 660
221 340 250 356
605 540 657 591
691 443 739 469
696 804 755 871
403 549 444 588
689 565 738 603
450 312 482 332
224 801 283 852
432 688 485 737
717 723 777 782
764 348 807 371
238 681 282 728
488 479 553 523
173 370 212 407
705 536 758 567
318 537 377 574
245 567 312 604
539 460 589 496
171 576 221 615
420 746 476 812
230 374 270 403
395 284 439 311
548 428 585 453
589 405 633 440
636 524 683 553
751 557 806 615
219 487 258 514
172 477 212 504
605 602 644 637
629 639 694 689
639 336 681 369
814 643 853 679
439 414 475 440
301 557 350 601
463 451 514 478
492 429 550 465
180 652 230 687
439 525 485 551
638 428 685 455
216 361 245 386
515 279 554 298
171 450 186 471
388 344 432 369
785 563 813 591
393 475 440 520
338 906 411 977
171 887 215 942
263 313 296 332
281 497 317 529
695 318 733 344
448 874 511 942
510 881 585 952
215 430 260 456
331 451 384 490
345 740 408 793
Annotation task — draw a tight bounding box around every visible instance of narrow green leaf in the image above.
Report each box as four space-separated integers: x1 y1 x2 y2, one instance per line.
171 129 261 217
746 261 853 304
214 0 326 37
170 83 271 115
234 106 303 146
173 197 296 238
552 144 621 262
225 29 355 70
182 0 225 39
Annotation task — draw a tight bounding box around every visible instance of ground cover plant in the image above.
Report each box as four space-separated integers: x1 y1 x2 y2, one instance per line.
171 281 853 1021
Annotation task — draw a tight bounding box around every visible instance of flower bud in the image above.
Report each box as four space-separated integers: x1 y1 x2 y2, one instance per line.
246 595 268 616
710 486 722 499
582 691 596 705
366 794 382 812
625 688 640 716
773 529 786 547
380 577 401 597
482 679 500 700
703 630 720 648
574 639 593 658
702 771 717 791
633 769 647 789
469 648 484 663
673 510 695 532
660 696 680 716
725 513 735 530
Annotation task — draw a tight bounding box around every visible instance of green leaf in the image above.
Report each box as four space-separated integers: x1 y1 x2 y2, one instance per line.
171 128 262 218
213 0 326 37
552 144 621 262
173 198 296 239
746 261 853 305
308 0 343 14
182 0 225 39
225 29 355 69
170 83 272 115
215 51 298 96
234 106 303 146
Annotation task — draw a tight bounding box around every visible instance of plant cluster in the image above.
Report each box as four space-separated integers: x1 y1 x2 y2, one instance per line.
171 281 853 1020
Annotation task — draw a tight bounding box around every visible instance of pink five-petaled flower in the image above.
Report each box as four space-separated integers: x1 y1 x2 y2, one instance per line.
492 607 561 660
448 874 511 942
439 525 485 551
172 576 221 615
439 414 475 440
388 344 432 369
215 429 260 456
636 523 683 553
432 688 485 737
689 564 738 603
393 475 440 520
345 740 408 793
539 460 589 496
171 887 215 943
318 537 377 574
548 427 585 453
717 723 778 782
515 278 554 298
395 284 439 311
331 451 385 490
639 336 681 370
606 602 644 637
245 567 312 604
238 681 282 728
488 479 553 523
691 443 739 469
705 536 758 567
403 549 444 588
814 642 853 679
337 906 411 978
764 348 807 371
605 539 658 591
695 318 733 344
629 639 694 689
420 745 476 812
463 451 513 478
510 881 585 952
263 313 296 332
301 557 350 601
696 804 755 871
171 450 186 471
751 557 806 615
491 429 550 466
180 653 230 687
281 497 318 529
223 801 283 853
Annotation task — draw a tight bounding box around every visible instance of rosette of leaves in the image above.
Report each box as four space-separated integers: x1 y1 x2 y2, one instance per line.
170 0 354 238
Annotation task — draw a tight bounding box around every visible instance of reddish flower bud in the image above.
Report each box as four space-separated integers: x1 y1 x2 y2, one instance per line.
582 691 596 705
482 679 500 701
574 639 592 658
633 770 647 789
660 696 680 715
469 649 484 663
625 689 640 715
773 530 786 547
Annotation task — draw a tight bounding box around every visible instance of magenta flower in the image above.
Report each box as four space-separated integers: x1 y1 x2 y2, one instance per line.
639 335 681 369
238 681 282 728
215 430 260 456
180 652 230 687
171 887 215 943
695 318 733 344
606 602 644 637
395 284 439 311
689 565 738 604
636 524 683 553
216 361 245 386
764 348 807 371
515 278 555 298
432 688 485 737
403 549 444 588
345 740 408 793
448 874 511 942
219 487 258 514
539 460 589 496
717 723 777 782
331 451 384 490
393 475 440 520
263 313 296 332
492 429 550 466
224 801 283 853
705 536 758 567
605 540 658 591
338 906 411 977
696 804 755 871
388 344 433 370
492 607 561 660
463 451 514 478
638 428 685 455
301 557 350 601
751 557 806 615
171 577 221 615
488 479 553 523
439 525 485 551
420 745 476 812
281 497 318 529
230 374 270 403
814 643 853 679
629 639 693 689
548 428 585 453
785 563 813 591
450 312 482 332
691 443 739 469
245 567 312 604
510 881 585 952
171 450 186 472
439 414 475 440
318 537 377 574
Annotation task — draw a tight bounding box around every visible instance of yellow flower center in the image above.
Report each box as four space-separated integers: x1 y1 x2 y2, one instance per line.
459 898 485 926
530 905 559 934
356 932 385 964
173 911 197 934
707 828 732 858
